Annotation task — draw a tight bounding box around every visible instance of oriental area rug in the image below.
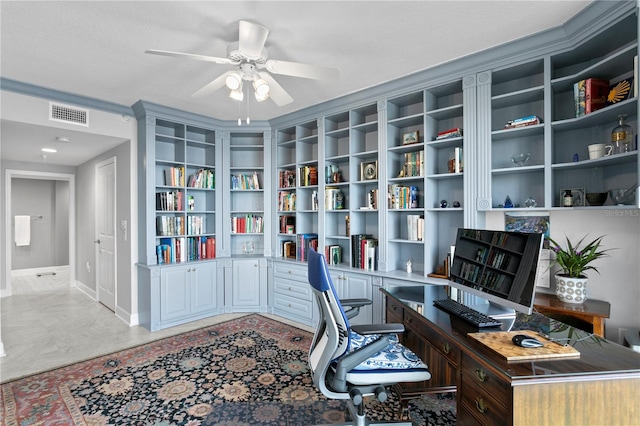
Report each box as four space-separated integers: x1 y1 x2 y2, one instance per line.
1 314 455 425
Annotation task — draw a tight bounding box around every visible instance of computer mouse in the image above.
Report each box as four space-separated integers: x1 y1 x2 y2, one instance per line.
512 334 544 348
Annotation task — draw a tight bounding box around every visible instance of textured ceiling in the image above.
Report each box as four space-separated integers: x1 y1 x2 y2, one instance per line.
1 1 593 165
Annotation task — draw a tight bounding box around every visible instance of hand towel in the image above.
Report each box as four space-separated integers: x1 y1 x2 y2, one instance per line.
14 215 30 246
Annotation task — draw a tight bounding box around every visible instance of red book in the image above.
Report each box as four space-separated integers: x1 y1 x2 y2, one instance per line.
585 78 609 114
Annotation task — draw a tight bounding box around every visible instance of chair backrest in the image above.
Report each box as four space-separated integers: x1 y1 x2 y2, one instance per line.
307 248 351 397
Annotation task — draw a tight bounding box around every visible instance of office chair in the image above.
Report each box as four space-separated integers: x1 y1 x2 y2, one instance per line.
307 248 431 425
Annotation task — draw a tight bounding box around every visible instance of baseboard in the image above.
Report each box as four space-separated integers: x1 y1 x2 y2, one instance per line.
11 265 69 277
74 280 96 300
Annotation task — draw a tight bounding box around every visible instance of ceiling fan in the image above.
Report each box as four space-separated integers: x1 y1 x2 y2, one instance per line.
146 20 339 106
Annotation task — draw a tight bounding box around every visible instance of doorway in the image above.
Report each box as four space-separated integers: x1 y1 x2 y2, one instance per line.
4 170 76 296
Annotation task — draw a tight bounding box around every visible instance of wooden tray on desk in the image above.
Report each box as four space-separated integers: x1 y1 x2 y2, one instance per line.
468 330 580 361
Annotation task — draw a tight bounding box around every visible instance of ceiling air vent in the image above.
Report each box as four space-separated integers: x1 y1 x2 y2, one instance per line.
49 102 89 126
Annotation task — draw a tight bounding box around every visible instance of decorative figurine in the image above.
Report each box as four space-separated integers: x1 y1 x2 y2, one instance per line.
406 259 412 274
440 199 448 208
452 201 460 208
525 197 537 208
504 195 514 208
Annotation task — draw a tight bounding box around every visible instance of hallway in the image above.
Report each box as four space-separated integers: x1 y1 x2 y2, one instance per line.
0 272 247 383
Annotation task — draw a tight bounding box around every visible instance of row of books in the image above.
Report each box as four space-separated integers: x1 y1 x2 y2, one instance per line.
401 150 424 177
351 234 378 270
388 184 418 209
325 245 342 265
278 169 296 189
299 165 318 187
406 214 424 241
163 166 185 187
325 187 345 210
574 76 635 117
156 215 207 236
450 147 463 173
279 215 296 234
188 168 215 189
231 172 260 190
278 191 296 212
156 236 216 264
364 189 379 210
156 215 184 236
156 191 183 211
231 215 264 234
296 233 318 261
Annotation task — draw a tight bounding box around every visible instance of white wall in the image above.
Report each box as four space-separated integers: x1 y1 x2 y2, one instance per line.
486 209 640 342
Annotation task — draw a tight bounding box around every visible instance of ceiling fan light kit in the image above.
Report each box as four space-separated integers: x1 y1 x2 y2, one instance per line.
145 20 339 108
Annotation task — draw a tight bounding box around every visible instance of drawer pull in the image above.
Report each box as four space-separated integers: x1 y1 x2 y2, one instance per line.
288 270 292 274
289 286 292 291
475 368 488 382
392 304 398 311
442 342 451 354
475 397 488 413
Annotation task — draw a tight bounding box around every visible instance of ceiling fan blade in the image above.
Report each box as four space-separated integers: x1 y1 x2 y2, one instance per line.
191 71 234 98
264 59 339 81
258 72 293 106
145 49 233 65
239 20 269 59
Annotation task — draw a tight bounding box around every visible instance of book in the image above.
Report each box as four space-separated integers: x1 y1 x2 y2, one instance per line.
436 127 463 140
504 115 542 129
574 78 609 116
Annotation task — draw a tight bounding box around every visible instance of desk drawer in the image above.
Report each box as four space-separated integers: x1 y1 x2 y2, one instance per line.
273 292 314 320
460 353 509 403
386 299 404 324
459 376 508 426
405 310 459 366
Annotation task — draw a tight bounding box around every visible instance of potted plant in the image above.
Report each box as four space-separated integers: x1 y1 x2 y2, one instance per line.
547 234 610 304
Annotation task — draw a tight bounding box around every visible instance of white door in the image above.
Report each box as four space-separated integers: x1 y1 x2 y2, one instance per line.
96 158 116 312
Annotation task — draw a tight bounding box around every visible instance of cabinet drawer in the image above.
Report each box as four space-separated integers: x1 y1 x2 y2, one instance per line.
404 310 459 366
273 262 308 281
460 353 509 403
273 292 314 320
274 277 313 301
459 375 508 426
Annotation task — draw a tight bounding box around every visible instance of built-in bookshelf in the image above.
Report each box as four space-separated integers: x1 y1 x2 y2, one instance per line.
153 119 218 264
229 132 265 255
549 13 637 207
324 102 379 269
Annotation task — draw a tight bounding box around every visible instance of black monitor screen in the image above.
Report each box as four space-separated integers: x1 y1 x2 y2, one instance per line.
449 228 544 315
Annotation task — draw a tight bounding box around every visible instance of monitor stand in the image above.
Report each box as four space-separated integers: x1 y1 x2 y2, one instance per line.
469 302 516 330
469 301 516 319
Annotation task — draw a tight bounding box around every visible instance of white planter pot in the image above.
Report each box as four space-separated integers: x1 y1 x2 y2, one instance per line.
554 273 588 304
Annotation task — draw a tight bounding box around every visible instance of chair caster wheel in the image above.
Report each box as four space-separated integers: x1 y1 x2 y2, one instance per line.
375 386 387 402
349 388 363 406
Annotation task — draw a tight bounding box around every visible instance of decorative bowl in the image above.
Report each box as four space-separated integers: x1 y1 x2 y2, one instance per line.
585 192 607 206
609 188 636 205
510 153 530 167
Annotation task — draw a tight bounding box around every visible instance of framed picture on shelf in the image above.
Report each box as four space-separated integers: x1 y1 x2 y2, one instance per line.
360 160 378 180
559 188 585 207
402 130 419 145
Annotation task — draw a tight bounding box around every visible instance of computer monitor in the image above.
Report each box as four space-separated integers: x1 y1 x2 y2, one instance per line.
448 228 544 318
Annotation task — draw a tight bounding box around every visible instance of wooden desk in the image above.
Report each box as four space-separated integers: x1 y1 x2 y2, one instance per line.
534 293 610 337
383 287 640 426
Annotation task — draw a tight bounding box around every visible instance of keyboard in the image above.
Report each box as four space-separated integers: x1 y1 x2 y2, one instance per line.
433 299 502 328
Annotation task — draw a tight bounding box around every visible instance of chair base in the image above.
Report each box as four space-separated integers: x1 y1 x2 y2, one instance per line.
312 399 415 426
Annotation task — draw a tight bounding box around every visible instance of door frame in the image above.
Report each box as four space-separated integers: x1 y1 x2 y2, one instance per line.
95 157 117 310
3 169 76 296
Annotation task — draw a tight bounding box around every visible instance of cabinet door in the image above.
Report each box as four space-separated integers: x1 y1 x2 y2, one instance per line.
330 271 373 325
231 259 262 307
190 262 218 314
160 266 190 322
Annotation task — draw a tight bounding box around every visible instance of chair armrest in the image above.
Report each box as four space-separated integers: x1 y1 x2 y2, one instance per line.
340 298 372 308
352 323 405 335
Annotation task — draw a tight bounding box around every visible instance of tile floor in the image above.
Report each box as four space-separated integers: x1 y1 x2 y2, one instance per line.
1 272 309 383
